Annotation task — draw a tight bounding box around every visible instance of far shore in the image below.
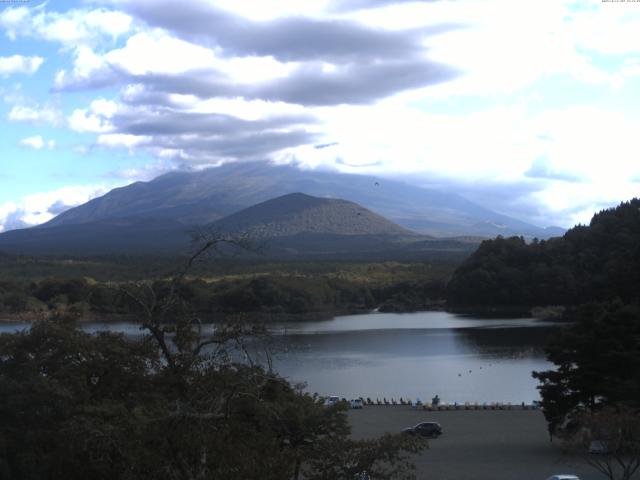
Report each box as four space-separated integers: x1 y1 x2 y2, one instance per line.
0 308 372 325
0 303 571 325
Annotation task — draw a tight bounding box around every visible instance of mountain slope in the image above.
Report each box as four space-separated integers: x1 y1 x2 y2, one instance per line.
210 193 414 238
42 162 560 238
0 217 190 255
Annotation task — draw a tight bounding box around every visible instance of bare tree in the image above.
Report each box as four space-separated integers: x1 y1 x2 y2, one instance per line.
116 228 264 372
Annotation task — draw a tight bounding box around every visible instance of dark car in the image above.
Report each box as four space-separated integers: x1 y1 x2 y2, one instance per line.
402 422 443 438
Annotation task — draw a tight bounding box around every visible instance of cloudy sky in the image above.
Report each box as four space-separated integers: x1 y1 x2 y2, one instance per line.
1 0 639 232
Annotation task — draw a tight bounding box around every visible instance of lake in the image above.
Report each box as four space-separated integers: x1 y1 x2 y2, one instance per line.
0 311 560 404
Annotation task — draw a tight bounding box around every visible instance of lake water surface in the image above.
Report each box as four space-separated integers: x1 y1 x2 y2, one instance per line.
263 311 558 404
0 311 560 404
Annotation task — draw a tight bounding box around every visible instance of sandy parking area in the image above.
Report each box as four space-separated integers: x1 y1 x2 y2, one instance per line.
348 406 605 480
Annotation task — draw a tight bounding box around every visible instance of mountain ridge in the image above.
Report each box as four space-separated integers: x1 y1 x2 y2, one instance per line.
0 192 478 259
41 162 562 238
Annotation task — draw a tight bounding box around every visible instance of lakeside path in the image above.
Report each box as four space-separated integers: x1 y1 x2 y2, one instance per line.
348 407 603 480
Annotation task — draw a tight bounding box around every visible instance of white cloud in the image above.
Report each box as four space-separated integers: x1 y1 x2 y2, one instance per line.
97 133 151 149
569 3 640 56
188 97 306 121
110 159 178 181
54 46 110 89
68 98 119 133
530 107 640 184
0 184 117 232
282 98 640 228
529 181 640 228
0 202 21 233
8 103 63 126
347 0 622 97
18 135 56 150
106 31 216 75
56 27 298 90
214 0 328 21
19 135 44 149
0 5 133 46
0 55 44 76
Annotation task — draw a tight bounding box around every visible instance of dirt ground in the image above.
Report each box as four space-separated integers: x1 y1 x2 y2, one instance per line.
348 406 608 480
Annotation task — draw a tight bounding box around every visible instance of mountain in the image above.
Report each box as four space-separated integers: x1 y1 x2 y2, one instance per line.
210 193 413 237
205 193 440 258
42 162 561 238
0 192 477 259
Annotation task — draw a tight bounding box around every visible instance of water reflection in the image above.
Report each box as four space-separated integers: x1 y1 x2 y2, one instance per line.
0 311 561 403
257 312 560 403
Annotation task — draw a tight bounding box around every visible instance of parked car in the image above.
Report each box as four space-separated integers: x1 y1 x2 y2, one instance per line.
324 396 341 407
350 398 364 409
545 475 580 480
588 440 609 454
402 422 442 438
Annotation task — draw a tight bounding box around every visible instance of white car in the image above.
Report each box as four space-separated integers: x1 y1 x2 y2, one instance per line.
350 398 364 409
323 396 341 407
545 475 580 480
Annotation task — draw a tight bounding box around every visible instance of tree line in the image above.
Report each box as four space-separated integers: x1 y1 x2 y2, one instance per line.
447 198 640 308
0 273 448 320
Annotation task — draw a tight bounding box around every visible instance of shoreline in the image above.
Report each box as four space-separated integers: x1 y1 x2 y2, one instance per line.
0 308 374 325
0 304 569 324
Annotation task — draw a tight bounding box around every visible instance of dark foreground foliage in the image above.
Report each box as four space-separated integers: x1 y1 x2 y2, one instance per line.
533 302 640 440
0 320 425 480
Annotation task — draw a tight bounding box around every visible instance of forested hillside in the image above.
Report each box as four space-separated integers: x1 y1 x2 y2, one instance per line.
0 258 452 320
447 199 640 308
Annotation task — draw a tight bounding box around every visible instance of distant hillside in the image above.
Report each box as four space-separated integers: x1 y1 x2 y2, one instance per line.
447 198 640 308
0 217 189 255
210 193 414 237
0 193 477 259
41 162 561 238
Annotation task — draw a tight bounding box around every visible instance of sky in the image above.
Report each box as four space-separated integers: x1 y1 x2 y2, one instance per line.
1 0 640 233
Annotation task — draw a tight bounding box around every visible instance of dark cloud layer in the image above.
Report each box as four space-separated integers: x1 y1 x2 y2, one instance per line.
252 59 456 105
114 109 314 136
103 105 318 163
120 0 430 62
152 129 318 161
119 57 456 107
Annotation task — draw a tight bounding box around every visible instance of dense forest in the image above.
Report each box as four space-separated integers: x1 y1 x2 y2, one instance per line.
0 258 452 320
447 198 640 308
